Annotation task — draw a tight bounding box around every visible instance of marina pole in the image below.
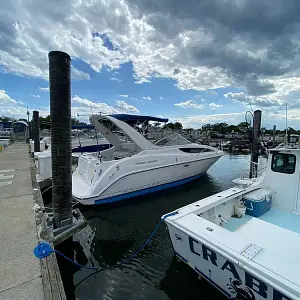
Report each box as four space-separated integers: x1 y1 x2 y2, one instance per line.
33 110 40 152
249 110 262 178
272 125 276 148
48 51 73 229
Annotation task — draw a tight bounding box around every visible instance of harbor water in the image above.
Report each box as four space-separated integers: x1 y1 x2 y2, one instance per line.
57 154 267 300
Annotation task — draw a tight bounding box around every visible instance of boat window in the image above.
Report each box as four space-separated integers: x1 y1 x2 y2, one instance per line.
271 153 296 174
179 148 214 153
154 133 191 147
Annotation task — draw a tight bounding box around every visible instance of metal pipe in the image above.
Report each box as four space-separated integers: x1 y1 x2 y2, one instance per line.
33 110 40 152
48 51 72 229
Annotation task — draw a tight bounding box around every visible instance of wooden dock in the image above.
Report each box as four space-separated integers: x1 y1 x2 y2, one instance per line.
0 142 66 300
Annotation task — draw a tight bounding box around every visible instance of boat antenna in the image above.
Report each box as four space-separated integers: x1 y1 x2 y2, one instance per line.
90 106 101 158
285 102 288 146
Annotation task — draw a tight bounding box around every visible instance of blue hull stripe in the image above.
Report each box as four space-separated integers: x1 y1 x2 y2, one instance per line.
194 267 231 298
94 172 204 205
175 252 188 263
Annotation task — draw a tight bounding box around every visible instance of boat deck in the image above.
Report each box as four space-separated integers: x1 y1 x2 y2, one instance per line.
171 206 300 297
224 207 300 234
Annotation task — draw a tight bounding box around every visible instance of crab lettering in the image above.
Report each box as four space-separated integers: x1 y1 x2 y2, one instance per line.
221 260 241 281
202 244 218 267
189 236 201 256
245 272 267 298
273 290 291 300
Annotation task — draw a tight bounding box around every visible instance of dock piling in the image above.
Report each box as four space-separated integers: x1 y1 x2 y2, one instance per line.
272 125 276 148
33 110 40 152
48 51 73 229
249 110 262 178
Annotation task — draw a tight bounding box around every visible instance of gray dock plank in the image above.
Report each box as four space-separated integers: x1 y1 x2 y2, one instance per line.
0 277 44 300
0 195 42 292
0 143 67 300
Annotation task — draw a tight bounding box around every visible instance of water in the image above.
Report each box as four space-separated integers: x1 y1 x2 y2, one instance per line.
58 154 267 300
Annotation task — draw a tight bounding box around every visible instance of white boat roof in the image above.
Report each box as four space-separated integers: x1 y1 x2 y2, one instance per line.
91 115 153 150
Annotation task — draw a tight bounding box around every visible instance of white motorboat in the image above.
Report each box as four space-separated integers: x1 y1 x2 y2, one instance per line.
72 114 223 205
163 145 300 299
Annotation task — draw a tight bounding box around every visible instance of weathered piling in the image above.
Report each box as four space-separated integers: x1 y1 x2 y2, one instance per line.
33 110 40 152
272 125 276 148
249 110 262 178
48 51 73 229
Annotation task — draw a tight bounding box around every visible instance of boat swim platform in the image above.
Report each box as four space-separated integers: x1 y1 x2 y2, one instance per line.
0 142 66 300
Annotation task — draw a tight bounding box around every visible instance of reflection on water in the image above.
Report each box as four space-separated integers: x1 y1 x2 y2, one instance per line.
58 154 267 300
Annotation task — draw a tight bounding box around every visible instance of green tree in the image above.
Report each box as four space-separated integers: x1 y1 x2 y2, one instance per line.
237 122 249 133
164 122 183 130
0 116 15 122
174 122 183 130
226 125 239 133
201 124 212 132
211 122 228 133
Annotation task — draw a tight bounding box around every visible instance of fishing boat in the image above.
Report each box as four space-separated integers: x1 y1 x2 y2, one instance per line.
72 114 223 205
163 145 300 299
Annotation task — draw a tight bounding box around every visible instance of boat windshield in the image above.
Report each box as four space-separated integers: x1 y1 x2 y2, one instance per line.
154 133 191 147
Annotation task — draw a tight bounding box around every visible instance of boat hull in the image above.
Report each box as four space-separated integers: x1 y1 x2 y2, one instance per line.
166 222 295 300
74 155 221 205
94 172 204 205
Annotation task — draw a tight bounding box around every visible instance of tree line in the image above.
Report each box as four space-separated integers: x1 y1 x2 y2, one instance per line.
1 115 299 134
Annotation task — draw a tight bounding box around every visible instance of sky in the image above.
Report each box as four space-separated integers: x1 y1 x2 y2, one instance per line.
1 0 300 129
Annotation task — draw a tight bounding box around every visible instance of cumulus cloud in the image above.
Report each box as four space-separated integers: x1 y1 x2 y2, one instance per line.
110 77 122 81
224 92 283 108
209 103 223 110
71 67 90 80
174 112 245 128
72 95 139 115
72 95 119 114
31 94 41 98
142 96 151 101
119 94 129 98
115 100 139 113
0 90 30 118
174 100 204 109
159 96 163 100
174 108 300 130
39 87 49 92
2 0 300 117
0 90 17 104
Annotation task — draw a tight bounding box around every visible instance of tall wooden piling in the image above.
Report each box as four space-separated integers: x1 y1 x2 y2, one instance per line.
249 110 262 178
48 51 73 229
272 125 276 148
33 110 40 152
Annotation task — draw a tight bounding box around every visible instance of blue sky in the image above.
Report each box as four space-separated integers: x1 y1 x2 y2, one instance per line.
1 1 300 129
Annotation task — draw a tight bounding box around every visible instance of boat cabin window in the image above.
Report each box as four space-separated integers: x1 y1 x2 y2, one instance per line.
154 133 191 147
271 153 296 174
179 148 214 153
